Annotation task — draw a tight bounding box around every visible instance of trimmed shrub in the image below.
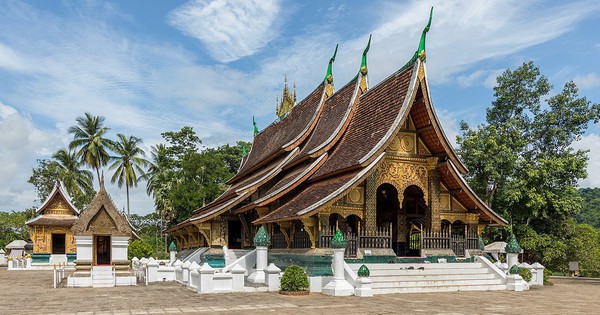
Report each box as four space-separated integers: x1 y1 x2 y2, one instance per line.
519 267 532 282
280 265 309 292
543 268 553 285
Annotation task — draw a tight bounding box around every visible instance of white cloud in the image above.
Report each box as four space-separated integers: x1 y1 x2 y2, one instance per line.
356 0 600 86
0 102 60 210
572 133 600 188
573 73 600 90
168 0 281 63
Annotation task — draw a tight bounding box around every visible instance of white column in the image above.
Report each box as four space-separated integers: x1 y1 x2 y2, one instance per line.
147 259 159 283
170 250 177 264
507 253 519 271
322 248 354 296
231 264 246 292
354 277 373 297
265 263 281 292
173 260 183 283
247 246 267 284
75 236 93 262
181 261 191 284
188 261 200 286
199 263 215 293
531 262 545 286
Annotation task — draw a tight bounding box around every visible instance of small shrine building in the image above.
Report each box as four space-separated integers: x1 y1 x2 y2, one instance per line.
26 181 79 264
166 12 507 259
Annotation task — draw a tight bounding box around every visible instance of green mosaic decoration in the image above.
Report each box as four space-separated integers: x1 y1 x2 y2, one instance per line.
478 236 485 251
509 264 520 275
324 44 338 83
505 233 522 254
331 229 347 249
253 225 271 247
168 241 177 252
357 264 370 277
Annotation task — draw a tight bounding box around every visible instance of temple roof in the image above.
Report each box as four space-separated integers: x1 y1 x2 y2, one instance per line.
26 180 80 227
167 21 507 230
71 177 139 239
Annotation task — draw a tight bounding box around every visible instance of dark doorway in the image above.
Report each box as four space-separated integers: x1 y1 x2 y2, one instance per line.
51 234 66 254
376 183 400 255
403 185 427 256
228 220 242 249
95 235 111 265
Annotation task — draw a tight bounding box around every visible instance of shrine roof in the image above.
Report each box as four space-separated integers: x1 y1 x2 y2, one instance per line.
254 152 384 224
36 181 80 216
290 77 358 164
231 83 325 182
26 215 78 227
439 160 507 225
312 62 417 179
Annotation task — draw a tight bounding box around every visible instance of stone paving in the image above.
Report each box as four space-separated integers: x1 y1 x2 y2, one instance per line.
1 268 599 315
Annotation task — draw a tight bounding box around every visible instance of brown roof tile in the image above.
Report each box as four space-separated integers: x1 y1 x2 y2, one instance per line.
26 215 78 227
232 83 325 181
291 78 357 164
312 65 415 178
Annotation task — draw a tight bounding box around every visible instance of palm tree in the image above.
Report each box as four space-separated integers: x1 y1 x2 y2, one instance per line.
109 134 148 217
52 148 94 208
68 113 113 186
141 144 176 222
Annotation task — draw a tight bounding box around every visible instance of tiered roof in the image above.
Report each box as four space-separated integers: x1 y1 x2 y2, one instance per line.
167 11 507 232
26 181 80 227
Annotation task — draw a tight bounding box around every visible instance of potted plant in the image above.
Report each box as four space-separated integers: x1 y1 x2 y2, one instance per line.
279 265 310 295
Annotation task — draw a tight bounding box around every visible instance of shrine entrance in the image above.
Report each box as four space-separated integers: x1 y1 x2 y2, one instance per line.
51 233 66 254
376 183 400 255
95 235 111 265
403 185 427 256
228 220 242 249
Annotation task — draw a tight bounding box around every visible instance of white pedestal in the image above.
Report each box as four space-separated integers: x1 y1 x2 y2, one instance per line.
354 277 373 297
322 248 354 296
247 246 267 284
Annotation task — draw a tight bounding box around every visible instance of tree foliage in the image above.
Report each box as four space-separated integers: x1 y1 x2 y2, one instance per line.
68 113 114 185
144 126 251 224
459 61 600 272
109 134 148 216
28 151 95 210
577 188 600 229
0 209 35 249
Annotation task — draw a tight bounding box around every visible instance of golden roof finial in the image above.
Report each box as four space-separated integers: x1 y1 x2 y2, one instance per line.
276 75 296 118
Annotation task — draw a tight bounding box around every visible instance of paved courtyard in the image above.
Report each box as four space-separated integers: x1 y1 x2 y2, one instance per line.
1 268 598 315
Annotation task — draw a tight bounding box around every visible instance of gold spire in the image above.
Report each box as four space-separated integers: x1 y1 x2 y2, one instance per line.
276 75 296 118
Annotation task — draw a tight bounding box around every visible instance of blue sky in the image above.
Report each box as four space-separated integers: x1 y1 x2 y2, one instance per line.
1 0 599 215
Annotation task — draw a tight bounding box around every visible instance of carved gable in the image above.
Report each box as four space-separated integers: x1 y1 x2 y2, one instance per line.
72 184 134 238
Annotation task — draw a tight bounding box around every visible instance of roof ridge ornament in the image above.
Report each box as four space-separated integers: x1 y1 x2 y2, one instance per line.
325 44 338 97
359 34 372 93
253 116 259 136
276 75 296 118
402 7 433 70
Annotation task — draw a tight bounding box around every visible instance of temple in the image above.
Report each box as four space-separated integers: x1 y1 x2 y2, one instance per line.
166 10 507 262
26 181 79 265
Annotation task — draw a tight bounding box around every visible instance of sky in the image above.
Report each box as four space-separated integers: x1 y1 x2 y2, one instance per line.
1 0 599 215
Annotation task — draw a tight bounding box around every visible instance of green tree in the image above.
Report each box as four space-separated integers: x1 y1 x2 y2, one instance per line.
53 148 95 208
0 209 35 249
28 151 95 210
142 144 176 222
69 113 113 186
577 188 600 229
459 61 600 271
458 61 599 225
109 134 148 217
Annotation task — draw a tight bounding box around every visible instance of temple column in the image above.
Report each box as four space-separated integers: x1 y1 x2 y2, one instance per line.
364 174 378 233
426 157 441 232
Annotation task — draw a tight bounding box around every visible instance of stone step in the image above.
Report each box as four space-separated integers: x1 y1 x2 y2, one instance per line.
348 262 483 270
372 278 505 288
358 268 491 277
368 272 498 282
373 284 507 294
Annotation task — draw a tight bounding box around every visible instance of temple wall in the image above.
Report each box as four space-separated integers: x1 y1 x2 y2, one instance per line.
29 225 76 254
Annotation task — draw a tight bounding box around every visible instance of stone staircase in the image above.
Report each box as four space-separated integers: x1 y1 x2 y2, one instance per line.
92 266 114 288
348 262 506 294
